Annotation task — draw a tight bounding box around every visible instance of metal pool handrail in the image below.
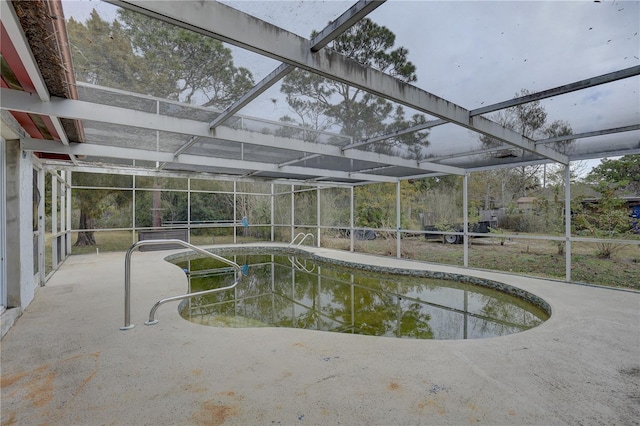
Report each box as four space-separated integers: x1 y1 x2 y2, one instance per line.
288 255 315 273
289 232 315 247
144 273 242 326
121 239 243 330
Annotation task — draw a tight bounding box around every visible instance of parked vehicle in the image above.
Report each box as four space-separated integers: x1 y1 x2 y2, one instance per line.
421 210 499 244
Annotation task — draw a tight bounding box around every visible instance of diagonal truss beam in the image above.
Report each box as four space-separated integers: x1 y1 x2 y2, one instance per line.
278 154 322 168
2 88 465 175
172 63 293 158
109 0 567 164
342 119 447 151
308 0 385 52
172 0 385 158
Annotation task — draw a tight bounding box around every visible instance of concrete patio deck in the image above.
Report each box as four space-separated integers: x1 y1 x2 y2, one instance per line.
1 244 639 425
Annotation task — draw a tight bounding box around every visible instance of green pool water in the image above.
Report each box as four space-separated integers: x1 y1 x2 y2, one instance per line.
172 252 549 340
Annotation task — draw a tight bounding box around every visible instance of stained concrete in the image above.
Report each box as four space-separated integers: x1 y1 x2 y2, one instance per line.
1 244 639 425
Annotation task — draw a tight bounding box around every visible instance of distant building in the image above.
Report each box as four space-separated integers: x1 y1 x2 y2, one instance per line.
516 197 538 214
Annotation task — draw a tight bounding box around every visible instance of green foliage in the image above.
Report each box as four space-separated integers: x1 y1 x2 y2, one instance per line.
280 18 428 159
573 190 634 258
586 155 640 195
68 9 255 106
354 183 396 229
329 19 417 81
67 12 148 92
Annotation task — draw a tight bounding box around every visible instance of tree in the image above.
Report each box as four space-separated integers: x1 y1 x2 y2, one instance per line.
479 89 574 197
72 173 132 246
67 12 149 93
117 9 254 106
572 158 638 258
586 155 640 195
67 11 255 245
280 18 429 159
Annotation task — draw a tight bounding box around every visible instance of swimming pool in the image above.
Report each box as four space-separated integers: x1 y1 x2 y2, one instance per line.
168 247 550 340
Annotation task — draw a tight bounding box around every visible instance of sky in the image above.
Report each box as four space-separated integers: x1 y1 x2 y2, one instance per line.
62 0 639 169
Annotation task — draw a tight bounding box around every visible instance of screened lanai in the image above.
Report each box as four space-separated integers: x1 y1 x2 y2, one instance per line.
1 0 639 314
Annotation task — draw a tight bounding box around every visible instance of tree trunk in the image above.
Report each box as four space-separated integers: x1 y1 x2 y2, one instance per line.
74 209 96 246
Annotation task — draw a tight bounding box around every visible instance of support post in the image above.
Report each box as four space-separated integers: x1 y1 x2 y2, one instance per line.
132 175 136 244
66 171 72 253
59 172 67 260
463 174 469 267
565 165 572 282
350 186 355 252
396 180 401 258
290 184 295 242
51 172 58 268
37 163 45 286
233 181 237 244
187 178 191 243
317 187 321 247
270 183 274 242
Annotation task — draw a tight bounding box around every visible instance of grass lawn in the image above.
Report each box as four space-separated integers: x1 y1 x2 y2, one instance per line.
322 236 640 290
68 230 272 255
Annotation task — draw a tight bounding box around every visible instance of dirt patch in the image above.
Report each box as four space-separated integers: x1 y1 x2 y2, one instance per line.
388 382 401 391
193 392 244 426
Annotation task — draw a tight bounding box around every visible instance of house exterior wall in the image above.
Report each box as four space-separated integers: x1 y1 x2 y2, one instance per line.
1 138 6 309
5 139 35 310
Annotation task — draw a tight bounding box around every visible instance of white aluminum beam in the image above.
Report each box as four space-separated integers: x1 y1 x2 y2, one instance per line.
108 0 568 164
41 160 356 188
21 137 397 183
2 88 465 175
569 147 640 161
174 0 385 157
419 123 640 164
536 124 640 145
470 66 640 117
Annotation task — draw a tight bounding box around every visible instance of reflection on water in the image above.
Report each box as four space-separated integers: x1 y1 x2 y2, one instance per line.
174 254 548 340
